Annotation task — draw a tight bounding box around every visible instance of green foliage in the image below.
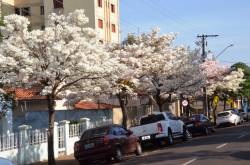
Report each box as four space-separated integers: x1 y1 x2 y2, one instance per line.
69 120 79 124
0 93 13 119
122 33 137 46
231 62 250 97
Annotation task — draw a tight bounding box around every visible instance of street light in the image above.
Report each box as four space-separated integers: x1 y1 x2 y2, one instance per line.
214 44 234 59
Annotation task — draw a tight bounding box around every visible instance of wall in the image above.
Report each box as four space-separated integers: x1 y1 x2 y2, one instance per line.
1 0 15 17
0 118 109 164
14 0 44 29
112 107 122 125
43 0 95 28
43 0 119 43
13 109 112 131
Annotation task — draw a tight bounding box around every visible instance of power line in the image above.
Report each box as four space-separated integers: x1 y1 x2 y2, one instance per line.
143 0 200 33
150 0 201 31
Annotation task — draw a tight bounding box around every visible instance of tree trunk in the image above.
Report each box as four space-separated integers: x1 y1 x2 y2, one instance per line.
117 94 128 129
47 94 56 165
223 98 226 111
213 104 217 126
207 97 211 120
155 89 163 112
180 94 184 116
203 87 208 117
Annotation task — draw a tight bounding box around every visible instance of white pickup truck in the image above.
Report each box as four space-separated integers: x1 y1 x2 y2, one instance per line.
130 112 187 146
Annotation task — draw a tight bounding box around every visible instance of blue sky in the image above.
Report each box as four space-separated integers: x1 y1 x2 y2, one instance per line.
120 0 250 66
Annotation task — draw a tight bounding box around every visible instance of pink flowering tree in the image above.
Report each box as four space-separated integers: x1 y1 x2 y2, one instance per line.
201 60 244 123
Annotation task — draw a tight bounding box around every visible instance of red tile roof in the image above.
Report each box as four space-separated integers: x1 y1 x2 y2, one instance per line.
4 87 46 100
75 101 115 110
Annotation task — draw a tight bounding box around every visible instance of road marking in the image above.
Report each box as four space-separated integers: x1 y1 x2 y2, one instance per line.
237 134 245 139
182 158 197 165
216 143 228 149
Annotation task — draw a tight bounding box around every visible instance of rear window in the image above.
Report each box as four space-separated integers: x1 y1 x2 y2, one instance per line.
140 114 165 125
217 112 230 117
81 127 109 140
190 115 201 121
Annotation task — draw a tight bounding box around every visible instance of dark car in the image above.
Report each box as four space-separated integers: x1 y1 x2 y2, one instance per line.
74 124 142 164
185 114 214 136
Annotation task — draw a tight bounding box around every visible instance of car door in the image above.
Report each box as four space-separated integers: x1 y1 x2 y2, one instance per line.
201 115 210 128
111 126 122 145
165 112 178 134
119 127 136 154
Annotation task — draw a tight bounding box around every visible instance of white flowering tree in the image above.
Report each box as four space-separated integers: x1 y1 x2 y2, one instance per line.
0 10 122 165
113 29 204 114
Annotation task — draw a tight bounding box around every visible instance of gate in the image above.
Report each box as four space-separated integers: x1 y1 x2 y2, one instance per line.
57 125 65 155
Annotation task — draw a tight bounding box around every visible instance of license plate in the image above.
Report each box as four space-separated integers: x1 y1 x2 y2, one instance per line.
141 135 151 140
187 124 194 127
84 143 95 150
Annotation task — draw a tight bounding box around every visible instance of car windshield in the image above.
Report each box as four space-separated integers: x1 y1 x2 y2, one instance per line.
190 115 201 121
217 112 230 117
81 127 109 140
140 114 165 125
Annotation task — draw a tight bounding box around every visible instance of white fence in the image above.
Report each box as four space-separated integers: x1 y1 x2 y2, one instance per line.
0 118 112 165
0 133 19 152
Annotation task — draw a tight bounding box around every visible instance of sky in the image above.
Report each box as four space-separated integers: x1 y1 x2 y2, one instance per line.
120 0 250 66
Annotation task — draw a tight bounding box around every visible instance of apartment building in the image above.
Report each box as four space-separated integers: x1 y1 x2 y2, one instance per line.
0 0 120 43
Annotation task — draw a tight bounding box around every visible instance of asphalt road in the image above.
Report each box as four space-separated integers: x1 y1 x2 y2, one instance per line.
32 123 250 165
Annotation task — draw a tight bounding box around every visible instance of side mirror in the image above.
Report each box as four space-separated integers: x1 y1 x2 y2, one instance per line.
126 130 133 136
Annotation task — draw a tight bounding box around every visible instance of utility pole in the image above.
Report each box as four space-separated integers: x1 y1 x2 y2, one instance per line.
197 34 219 118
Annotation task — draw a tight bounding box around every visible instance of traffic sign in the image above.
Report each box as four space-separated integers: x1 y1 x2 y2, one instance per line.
182 100 188 107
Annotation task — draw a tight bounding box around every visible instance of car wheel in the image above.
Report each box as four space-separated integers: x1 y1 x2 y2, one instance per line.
135 142 142 156
114 147 123 162
211 127 216 133
167 130 174 145
182 127 188 141
204 127 209 135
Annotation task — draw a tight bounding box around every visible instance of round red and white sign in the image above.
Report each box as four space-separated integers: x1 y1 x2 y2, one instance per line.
182 100 188 107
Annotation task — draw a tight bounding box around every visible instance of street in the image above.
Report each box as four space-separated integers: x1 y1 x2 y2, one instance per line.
33 123 250 165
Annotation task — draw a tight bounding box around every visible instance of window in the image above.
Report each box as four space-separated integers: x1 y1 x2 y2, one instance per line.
111 24 116 33
112 127 127 136
111 4 115 13
81 127 109 140
99 40 104 43
40 6 44 15
53 0 63 9
98 19 103 29
21 7 31 16
217 112 230 117
140 114 165 125
98 0 102 7
41 25 45 30
166 112 176 120
15 8 20 15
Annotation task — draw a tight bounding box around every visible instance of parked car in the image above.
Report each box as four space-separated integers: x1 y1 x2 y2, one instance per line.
0 158 15 165
185 114 214 136
130 112 187 147
238 109 250 121
74 124 142 164
216 110 241 127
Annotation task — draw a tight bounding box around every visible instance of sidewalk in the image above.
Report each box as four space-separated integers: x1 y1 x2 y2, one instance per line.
30 155 78 165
